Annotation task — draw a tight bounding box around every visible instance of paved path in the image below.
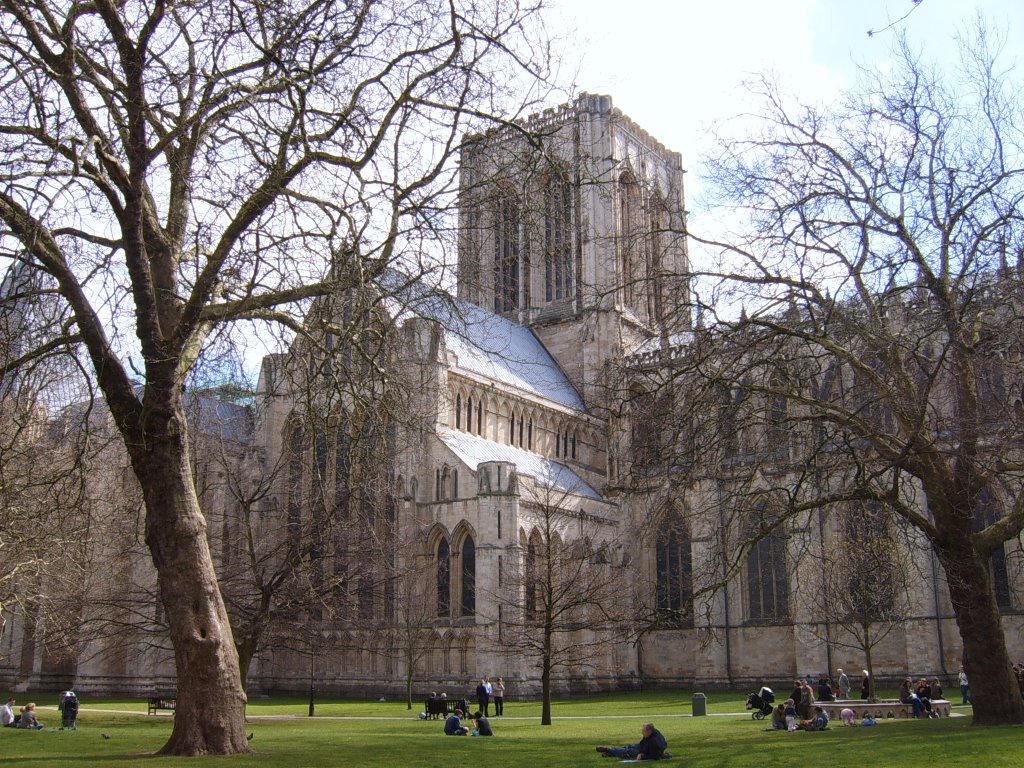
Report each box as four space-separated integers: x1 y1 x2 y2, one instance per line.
61 706 970 722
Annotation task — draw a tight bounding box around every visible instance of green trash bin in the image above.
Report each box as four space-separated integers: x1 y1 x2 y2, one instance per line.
692 692 707 716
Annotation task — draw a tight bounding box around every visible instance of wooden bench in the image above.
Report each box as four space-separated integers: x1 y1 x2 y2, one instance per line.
818 699 951 720
424 697 469 719
147 696 177 715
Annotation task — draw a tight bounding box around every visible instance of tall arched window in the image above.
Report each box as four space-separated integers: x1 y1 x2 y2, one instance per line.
631 387 662 468
286 418 305 554
647 196 667 323
358 576 374 621
334 415 351 521
746 504 790 621
440 467 451 500
618 173 648 319
717 384 740 460
767 373 789 461
656 511 693 626
494 193 520 313
544 172 573 301
525 533 539 619
461 536 476 616
976 489 1012 609
436 539 451 617
456 393 462 429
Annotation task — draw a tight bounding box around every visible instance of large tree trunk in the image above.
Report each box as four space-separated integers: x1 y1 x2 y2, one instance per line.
133 409 250 755
936 543 1024 726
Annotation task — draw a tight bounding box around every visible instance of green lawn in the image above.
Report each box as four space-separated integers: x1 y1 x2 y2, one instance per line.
0 691 1014 767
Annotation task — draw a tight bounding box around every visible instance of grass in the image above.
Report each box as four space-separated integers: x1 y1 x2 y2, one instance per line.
0 690 1018 767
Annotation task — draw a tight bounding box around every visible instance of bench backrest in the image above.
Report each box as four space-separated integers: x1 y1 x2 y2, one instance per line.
425 698 468 715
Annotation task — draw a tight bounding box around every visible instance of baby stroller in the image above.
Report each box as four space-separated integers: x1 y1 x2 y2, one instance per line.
745 686 775 720
59 691 79 730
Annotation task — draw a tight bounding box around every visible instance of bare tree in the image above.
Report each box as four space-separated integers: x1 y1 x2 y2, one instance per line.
804 503 917 701
0 0 553 753
497 484 630 725
191 386 288 693
389 548 440 710
689 25 1024 724
0 264 98 682
0 409 93 681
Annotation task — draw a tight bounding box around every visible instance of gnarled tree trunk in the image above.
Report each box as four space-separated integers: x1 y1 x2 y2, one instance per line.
936 543 1024 726
130 406 249 755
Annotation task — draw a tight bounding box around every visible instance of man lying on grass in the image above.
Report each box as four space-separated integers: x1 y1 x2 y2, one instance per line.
596 722 668 760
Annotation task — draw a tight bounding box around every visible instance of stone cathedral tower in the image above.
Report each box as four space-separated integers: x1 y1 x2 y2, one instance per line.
457 93 691 407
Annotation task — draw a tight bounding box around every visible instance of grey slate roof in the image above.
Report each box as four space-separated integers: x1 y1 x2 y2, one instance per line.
439 427 602 501
442 301 584 410
186 394 253 445
381 270 585 411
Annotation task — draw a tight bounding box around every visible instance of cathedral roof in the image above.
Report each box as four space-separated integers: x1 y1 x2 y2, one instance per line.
382 270 584 411
186 393 253 445
439 427 602 501
440 301 584 411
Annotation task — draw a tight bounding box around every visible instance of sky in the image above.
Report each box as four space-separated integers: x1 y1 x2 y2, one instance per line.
547 0 1024 216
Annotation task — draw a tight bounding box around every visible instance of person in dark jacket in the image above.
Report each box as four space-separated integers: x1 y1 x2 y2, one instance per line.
596 723 668 760
475 678 490 717
444 709 468 736
470 711 493 736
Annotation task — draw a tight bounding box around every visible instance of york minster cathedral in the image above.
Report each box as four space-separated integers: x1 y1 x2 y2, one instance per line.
2 94 1019 697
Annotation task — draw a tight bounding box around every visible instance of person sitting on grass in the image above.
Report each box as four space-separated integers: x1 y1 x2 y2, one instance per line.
1 698 16 727
596 722 668 760
17 703 43 730
770 703 787 730
798 706 829 731
470 711 493 736
443 708 469 736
